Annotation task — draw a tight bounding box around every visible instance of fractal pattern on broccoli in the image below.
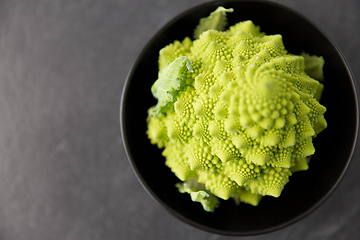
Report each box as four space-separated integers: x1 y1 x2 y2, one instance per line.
146 7 327 212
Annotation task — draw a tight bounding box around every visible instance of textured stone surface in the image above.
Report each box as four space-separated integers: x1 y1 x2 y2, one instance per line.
0 0 359 239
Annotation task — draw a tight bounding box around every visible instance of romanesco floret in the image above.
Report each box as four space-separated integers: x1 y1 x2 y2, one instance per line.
146 7 327 212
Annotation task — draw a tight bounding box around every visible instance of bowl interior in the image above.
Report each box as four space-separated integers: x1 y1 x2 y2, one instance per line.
121 0 358 236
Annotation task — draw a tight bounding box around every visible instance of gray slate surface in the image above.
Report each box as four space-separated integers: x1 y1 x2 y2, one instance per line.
0 0 359 239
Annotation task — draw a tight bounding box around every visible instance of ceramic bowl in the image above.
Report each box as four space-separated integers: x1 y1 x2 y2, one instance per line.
121 0 358 236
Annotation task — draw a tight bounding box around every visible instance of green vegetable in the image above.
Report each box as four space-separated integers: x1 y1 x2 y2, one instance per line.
147 7 327 212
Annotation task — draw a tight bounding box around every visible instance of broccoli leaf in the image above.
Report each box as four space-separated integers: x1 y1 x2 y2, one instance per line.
176 178 220 212
151 56 193 116
301 52 325 81
193 6 234 39
232 190 263 206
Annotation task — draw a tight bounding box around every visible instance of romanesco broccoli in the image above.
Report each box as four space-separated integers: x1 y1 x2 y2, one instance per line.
146 7 327 212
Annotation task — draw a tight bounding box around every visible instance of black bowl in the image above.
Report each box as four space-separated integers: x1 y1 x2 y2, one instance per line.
120 0 358 236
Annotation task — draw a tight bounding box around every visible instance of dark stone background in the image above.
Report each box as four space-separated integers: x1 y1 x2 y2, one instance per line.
0 0 359 239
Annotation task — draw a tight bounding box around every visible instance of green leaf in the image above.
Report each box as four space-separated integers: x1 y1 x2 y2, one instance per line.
301 52 325 81
176 178 220 212
193 6 234 39
151 56 193 116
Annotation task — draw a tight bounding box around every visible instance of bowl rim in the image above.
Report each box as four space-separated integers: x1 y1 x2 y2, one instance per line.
120 0 359 236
